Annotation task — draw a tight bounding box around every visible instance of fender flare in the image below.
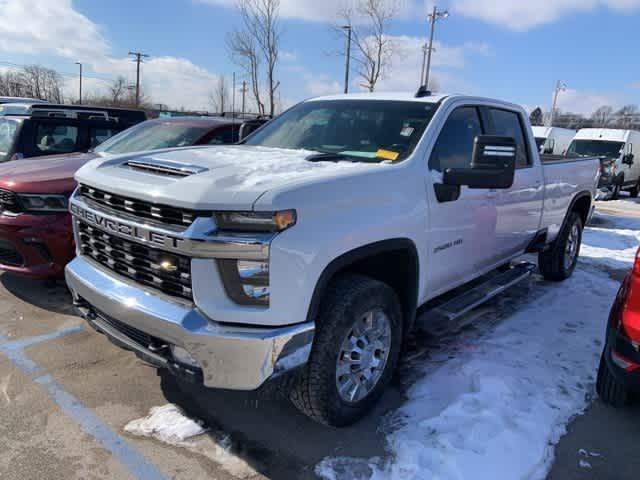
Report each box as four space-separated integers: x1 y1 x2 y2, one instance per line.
305 238 420 332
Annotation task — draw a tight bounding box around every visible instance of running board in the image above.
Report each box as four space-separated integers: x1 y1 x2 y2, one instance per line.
419 262 535 331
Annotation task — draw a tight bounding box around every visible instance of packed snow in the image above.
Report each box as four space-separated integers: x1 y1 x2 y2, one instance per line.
124 403 207 443
318 209 639 480
125 404 258 478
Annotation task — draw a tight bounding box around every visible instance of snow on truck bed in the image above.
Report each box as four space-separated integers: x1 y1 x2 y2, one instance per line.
318 211 636 480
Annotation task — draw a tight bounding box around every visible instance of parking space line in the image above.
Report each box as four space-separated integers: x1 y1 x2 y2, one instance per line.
0 327 169 480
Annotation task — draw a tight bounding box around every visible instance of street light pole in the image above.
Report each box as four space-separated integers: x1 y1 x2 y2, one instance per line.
422 5 449 89
549 80 567 127
75 62 83 104
342 25 352 94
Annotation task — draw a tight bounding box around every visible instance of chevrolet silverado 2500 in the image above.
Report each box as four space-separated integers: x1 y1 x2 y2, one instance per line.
65 92 600 426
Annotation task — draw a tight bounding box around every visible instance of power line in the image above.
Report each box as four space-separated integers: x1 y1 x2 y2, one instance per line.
128 51 150 108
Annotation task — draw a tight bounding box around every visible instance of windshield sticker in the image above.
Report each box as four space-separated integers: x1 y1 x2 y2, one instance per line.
376 149 400 161
400 126 415 137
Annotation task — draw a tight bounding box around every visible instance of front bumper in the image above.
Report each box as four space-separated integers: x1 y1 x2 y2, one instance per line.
65 256 315 390
0 212 74 279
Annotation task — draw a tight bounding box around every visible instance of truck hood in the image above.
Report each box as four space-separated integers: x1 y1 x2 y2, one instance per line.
0 152 98 194
75 145 380 210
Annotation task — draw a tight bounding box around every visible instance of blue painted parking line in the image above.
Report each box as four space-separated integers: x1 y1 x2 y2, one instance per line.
0 327 168 480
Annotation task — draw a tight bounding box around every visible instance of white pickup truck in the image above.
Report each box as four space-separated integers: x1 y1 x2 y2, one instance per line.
65 92 600 426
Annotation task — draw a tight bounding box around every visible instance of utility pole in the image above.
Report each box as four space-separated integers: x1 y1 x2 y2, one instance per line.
548 80 567 127
422 6 449 89
240 81 247 118
75 62 83 104
232 72 236 117
342 25 352 94
128 51 149 107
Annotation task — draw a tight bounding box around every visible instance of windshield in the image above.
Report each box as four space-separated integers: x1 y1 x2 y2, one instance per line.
244 100 439 162
0 118 20 161
534 137 546 149
94 121 212 155
567 139 624 158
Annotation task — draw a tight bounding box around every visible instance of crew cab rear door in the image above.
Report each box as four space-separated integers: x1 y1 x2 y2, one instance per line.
426 105 499 294
485 107 544 258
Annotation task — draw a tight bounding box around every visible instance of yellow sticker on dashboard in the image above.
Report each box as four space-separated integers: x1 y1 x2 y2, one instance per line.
376 149 400 161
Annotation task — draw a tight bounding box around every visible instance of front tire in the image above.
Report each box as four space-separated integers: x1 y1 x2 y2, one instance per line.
539 212 583 281
630 180 640 198
596 351 632 407
289 273 403 427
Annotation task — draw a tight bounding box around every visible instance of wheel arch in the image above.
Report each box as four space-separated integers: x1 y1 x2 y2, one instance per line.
566 191 593 228
306 238 420 336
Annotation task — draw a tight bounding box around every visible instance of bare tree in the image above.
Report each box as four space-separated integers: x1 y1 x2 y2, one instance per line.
227 0 281 116
615 105 639 129
108 76 127 105
209 75 230 113
591 106 614 127
14 65 64 102
338 0 399 92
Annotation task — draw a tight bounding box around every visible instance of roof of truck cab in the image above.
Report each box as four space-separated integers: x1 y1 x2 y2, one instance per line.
307 92 450 103
574 128 636 141
305 92 527 112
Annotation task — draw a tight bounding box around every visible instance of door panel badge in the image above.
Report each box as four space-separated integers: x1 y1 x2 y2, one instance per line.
434 238 463 253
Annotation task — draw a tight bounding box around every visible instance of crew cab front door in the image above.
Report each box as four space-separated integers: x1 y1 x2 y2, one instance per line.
425 105 499 295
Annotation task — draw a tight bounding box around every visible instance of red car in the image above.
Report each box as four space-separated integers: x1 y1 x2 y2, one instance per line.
0 116 267 279
597 246 640 405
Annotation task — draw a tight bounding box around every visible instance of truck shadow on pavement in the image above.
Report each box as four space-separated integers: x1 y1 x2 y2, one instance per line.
0 273 74 316
158 370 404 479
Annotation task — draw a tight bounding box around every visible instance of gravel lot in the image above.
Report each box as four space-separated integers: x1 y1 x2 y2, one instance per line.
0 197 639 480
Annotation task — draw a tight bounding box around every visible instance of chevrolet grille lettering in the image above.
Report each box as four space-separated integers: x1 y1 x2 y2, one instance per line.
70 203 186 250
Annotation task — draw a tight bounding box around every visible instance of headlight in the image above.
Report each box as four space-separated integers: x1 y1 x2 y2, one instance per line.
18 194 69 212
218 259 270 306
215 210 296 232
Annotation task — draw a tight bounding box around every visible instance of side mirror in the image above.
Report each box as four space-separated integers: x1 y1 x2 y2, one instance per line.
443 135 516 189
624 153 635 165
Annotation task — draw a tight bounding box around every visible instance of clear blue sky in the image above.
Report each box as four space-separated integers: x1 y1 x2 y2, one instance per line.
1 0 638 114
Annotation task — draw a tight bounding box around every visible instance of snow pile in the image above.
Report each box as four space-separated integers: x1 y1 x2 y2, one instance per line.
125 404 259 478
317 210 638 480
124 404 207 443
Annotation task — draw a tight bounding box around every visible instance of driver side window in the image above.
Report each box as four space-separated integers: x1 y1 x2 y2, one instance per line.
429 107 483 172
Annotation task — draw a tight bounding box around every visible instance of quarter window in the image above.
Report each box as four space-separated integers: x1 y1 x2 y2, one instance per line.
489 109 529 167
429 107 483 172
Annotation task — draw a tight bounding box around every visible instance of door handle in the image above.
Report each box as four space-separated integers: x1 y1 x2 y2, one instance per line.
485 189 498 198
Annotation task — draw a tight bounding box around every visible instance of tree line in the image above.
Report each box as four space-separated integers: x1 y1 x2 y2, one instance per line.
530 105 640 130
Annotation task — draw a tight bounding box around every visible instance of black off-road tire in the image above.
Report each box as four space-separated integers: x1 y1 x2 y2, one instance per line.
538 212 583 281
289 273 403 427
596 351 632 407
629 180 640 198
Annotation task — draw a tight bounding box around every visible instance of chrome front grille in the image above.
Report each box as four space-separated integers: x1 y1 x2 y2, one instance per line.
77 184 210 227
77 220 193 300
0 189 21 214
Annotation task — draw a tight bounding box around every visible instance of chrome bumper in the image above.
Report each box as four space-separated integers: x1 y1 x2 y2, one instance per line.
65 256 314 390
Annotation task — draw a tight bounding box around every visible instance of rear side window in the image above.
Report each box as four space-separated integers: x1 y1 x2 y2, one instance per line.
89 127 119 149
207 126 238 145
489 109 529 167
35 123 79 154
429 106 483 172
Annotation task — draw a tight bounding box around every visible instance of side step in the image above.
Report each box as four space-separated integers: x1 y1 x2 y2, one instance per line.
419 262 535 333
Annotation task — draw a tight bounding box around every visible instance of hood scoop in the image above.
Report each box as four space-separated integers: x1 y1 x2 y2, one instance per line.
122 158 209 178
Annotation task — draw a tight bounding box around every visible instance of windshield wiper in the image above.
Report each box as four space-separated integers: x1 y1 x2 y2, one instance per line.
306 152 355 162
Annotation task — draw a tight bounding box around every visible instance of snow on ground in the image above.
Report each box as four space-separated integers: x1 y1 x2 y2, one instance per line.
318 210 639 480
125 404 258 479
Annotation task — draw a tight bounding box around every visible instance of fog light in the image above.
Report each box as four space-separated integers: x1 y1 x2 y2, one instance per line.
242 284 270 300
171 345 199 367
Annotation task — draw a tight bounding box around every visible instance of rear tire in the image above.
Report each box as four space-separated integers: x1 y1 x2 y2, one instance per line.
596 351 632 407
538 212 583 281
289 273 403 427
